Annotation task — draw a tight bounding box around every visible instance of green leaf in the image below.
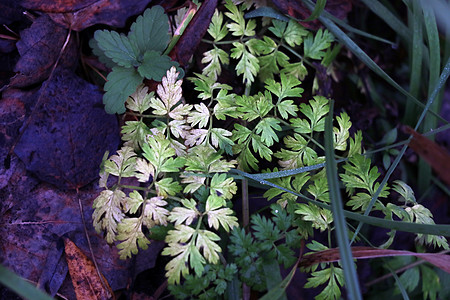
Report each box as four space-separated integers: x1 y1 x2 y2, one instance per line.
205 197 239 232
116 218 150 259
188 103 210 128
210 173 237 200
89 38 116 68
104 146 137 178
128 6 169 55
252 36 289 81
275 133 319 168
121 120 151 151
231 41 260 85
236 92 274 121
420 265 440 300
196 229 222 264
104 67 143 114
92 189 126 243
202 46 230 80
254 117 282 147
304 265 344 300
340 154 388 196
225 0 256 37
392 180 416 204
269 19 309 47
303 29 334 60
142 196 169 226
126 190 145 214
210 128 234 155
265 72 303 103
169 198 200 226
291 96 329 133
207 10 229 42
155 177 183 198
163 225 196 284
334 112 351 151
126 85 154 114
295 203 332 232
137 51 179 81
94 30 138 68
281 62 308 80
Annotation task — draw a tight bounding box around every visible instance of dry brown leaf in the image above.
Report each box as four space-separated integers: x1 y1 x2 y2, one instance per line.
64 237 114 300
404 126 450 186
300 246 450 273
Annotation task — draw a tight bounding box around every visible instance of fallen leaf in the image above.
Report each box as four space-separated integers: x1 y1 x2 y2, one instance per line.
10 14 78 88
404 126 450 186
300 247 450 273
64 237 114 300
13 67 120 190
18 0 153 31
273 0 352 30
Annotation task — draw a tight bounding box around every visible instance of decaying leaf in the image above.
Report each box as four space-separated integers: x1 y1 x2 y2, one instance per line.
64 237 113 300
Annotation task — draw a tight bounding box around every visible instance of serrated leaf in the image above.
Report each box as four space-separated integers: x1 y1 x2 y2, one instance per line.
104 146 136 178
282 19 308 47
126 84 153 114
265 73 303 102
334 112 351 151
143 196 169 226
169 198 200 226
188 103 210 128
189 72 232 100
94 30 138 68
128 6 169 55
135 157 155 183
254 117 281 147
155 177 182 197
304 266 344 300
295 203 332 232
121 120 151 150
210 173 237 199
231 41 260 85
210 128 234 154
202 46 230 80
104 67 143 114
276 100 298 119
92 189 126 243
281 62 308 80
392 180 416 204
126 190 145 214
224 0 256 37
89 38 116 68
196 229 222 264
207 10 229 42
291 96 329 134
116 218 150 259
185 129 208 147
138 51 179 81
303 29 334 60
206 198 238 232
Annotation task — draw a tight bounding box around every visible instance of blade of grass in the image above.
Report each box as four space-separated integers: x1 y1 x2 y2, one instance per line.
300 0 445 124
0 265 54 300
324 100 362 300
262 259 287 300
351 57 450 243
419 2 441 193
359 0 411 43
230 167 450 236
403 0 423 125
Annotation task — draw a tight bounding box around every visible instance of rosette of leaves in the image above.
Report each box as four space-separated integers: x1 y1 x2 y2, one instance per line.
90 6 180 114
